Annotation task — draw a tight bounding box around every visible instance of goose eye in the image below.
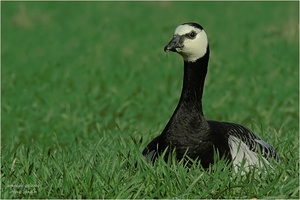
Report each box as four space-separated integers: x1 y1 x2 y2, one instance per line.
188 31 197 39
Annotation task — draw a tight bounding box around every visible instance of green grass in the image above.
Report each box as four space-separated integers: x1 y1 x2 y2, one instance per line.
1 1 299 199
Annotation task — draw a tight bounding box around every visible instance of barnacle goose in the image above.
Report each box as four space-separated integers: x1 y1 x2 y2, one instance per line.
142 22 279 171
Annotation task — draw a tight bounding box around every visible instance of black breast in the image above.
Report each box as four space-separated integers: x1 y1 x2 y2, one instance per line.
143 101 232 168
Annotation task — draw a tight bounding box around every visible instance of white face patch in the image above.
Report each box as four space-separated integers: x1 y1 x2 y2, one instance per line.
173 24 208 62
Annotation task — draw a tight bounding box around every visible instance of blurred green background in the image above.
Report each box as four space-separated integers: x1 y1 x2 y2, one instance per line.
2 1 298 151
1 1 299 198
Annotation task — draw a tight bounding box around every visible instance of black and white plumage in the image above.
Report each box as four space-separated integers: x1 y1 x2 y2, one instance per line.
142 22 279 171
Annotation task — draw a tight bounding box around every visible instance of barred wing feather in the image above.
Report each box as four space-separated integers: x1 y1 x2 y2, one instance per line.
225 122 280 170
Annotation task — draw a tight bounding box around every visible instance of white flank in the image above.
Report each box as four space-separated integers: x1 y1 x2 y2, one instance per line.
145 150 156 163
228 135 270 172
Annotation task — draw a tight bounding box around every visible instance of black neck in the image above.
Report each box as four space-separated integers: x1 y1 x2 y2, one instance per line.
178 47 210 113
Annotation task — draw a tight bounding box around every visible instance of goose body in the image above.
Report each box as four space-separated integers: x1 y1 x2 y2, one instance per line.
142 22 279 170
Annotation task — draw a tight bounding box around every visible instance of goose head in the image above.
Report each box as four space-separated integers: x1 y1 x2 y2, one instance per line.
164 22 209 62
